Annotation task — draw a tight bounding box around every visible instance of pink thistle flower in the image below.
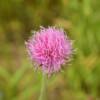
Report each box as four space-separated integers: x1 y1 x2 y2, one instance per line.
25 27 73 75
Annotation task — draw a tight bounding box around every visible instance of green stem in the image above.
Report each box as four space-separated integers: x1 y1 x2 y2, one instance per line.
39 73 47 100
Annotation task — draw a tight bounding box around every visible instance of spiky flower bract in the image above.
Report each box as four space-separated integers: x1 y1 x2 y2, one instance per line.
26 27 73 75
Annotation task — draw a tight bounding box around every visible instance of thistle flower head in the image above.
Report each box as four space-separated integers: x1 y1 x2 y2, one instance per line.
26 27 73 75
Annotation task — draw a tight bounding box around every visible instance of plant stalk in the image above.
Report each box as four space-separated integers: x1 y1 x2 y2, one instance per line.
39 73 47 100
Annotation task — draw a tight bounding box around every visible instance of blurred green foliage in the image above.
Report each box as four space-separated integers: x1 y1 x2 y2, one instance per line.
0 0 100 100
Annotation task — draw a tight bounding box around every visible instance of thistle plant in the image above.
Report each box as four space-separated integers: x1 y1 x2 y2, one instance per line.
25 27 73 100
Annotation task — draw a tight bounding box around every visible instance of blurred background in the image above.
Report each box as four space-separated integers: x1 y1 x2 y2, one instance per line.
0 0 100 100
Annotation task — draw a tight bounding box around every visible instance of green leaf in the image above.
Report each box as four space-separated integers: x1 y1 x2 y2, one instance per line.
10 65 28 88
